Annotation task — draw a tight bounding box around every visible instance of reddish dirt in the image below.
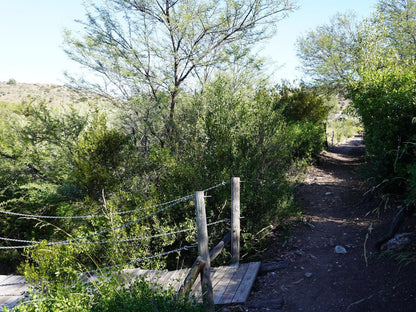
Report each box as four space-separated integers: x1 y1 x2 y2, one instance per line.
244 135 416 312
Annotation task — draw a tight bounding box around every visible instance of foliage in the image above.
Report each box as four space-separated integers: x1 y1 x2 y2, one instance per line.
2 243 202 312
296 12 361 89
276 85 329 124
348 63 416 197
0 75 328 270
64 0 296 146
296 0 416 205
72 113 129 198
376 0 416 63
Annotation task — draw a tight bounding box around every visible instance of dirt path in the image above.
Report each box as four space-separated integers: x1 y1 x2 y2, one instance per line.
246 135 416 312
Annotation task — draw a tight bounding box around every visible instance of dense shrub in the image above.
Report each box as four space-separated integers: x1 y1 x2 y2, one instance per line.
276 85 329 124
348 64 416 198
6 78 16 85
72 113 129 199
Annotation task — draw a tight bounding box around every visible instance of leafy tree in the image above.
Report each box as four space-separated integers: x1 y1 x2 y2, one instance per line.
296 1 416 89
64 0 296 143
296 12 360 89
376 0 416 62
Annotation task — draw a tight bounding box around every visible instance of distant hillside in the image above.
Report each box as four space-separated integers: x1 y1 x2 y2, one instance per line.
0 81 111 108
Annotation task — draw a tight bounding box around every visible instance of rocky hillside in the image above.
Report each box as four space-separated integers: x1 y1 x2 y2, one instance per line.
0 81 109 107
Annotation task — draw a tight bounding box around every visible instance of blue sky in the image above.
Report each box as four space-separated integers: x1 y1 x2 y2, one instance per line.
0 0 378 85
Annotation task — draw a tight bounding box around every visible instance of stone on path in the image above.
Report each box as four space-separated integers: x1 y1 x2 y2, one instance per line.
334 245 347 254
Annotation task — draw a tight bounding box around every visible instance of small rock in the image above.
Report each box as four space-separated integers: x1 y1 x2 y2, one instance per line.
334 245 347 254
325 192 332 195
381 232 415 251
305 272 313 278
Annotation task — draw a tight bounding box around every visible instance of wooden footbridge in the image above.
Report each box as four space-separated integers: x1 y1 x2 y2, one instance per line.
1 262 261 309
0 178 268 311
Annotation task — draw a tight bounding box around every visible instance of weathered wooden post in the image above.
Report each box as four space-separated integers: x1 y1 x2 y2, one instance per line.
195 191 215 311
231 177 240 265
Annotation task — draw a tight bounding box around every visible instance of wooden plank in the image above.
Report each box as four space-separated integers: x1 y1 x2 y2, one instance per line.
157 270 178 289
171 268 190 291
178 260 204 297
0 276 28 309
190 272 202 301
0 275 11 283
211 266 237 305
1 262 262 309
232 262 261 303
217 264 248 304
145 270 166 285
162 270 180 289
1 282 29 308
0 275 23 286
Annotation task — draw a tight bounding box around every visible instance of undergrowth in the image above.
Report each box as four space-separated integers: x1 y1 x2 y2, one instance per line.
2 243 203 312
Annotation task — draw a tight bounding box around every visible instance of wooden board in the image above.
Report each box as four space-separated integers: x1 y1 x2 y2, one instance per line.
0 275 29 309
0 262 261 309
231 262 261 303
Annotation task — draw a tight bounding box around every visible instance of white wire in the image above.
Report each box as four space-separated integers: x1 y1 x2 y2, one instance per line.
0 194 192 220
0 181 229 220
0 219 229 249
0 181 231 250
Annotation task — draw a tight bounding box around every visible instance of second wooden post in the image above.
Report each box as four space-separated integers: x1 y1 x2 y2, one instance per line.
231 177 240 265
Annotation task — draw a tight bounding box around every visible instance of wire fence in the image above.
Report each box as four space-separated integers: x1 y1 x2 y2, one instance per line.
0 218 229 250
0 181 231 278
0 181 229 220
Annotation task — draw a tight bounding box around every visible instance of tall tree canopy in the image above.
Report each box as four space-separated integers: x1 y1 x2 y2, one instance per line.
64 0 296 122
376 0 416 61
296 12 360 89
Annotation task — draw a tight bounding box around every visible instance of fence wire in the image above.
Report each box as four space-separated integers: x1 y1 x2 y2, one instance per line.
0 181 228 221
0 218 228 250
0 195 192 250
0 194 193 220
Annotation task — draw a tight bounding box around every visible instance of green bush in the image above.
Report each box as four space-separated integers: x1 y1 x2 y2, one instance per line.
326 117 362 146
276 85 329 124
348 63 416 198
72 113 129 199
6 78 16 85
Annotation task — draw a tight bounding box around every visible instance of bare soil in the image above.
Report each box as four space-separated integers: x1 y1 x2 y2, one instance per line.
245 135 416 312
